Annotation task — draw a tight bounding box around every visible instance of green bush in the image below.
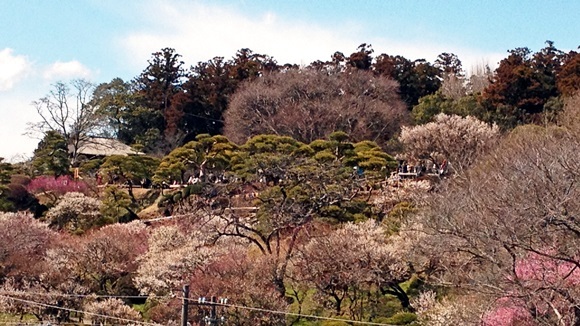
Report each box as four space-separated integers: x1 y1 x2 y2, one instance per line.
375 299 402 318
385 312 417 325
314 150 336 163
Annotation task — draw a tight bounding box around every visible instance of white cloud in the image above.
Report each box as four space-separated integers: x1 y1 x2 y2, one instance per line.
43 60 92 80
120 1 362 68
0 48 32 92
120 0 505 74
0 93 42 162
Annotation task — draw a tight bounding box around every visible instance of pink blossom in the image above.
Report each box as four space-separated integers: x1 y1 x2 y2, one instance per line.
27 175 90 198
483 303 535 326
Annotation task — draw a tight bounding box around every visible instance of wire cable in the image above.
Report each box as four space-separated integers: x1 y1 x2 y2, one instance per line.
0 292 155 300
179 296 400 326
0 294 158 326
0 292 401 325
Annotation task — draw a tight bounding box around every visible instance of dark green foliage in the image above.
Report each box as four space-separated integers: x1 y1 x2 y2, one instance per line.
319 321 350 326
0 158 14 211
100 155 160 203
100 155 160 185
154 134 235 184
384 202 417 234
91 78 135 139
184 184 203 199
412 93 486 124
3 174 43 215
100 185 134 222
78 158 104 175
174 50 277 144
130 48 187 152
374 54 442 108
172 192 182 202
435 52 463 76
31 131 71 177
114 48 279 153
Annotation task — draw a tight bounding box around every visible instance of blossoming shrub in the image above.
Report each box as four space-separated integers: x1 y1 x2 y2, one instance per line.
45 192 102 232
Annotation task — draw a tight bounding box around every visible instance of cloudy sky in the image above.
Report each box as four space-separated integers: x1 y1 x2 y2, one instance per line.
0 0 578 161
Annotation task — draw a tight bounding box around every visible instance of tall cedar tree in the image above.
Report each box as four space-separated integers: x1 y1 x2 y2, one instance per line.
481 42 564 126
373 54 441 108
133 48 187 152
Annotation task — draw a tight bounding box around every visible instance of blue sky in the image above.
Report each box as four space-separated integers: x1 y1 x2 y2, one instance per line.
0 0 578 161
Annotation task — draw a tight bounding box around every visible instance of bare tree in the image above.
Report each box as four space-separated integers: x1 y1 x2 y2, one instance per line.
224 68 409 147
28 79 103 165
559 91 580 132
467 62 492 95
440 74 467 100
409 124 580 324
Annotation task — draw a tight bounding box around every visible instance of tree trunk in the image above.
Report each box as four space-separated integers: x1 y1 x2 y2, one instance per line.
381 283 414 312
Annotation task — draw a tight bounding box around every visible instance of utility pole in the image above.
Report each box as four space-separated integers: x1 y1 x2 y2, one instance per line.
198 296 227 325
209 296 217 326
181 285 189 326
209 296 217 325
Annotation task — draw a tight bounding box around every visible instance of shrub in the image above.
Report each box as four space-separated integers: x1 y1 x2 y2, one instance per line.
384 312 417 325
45 192 102 232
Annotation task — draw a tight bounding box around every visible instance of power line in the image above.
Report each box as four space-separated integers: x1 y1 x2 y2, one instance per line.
0 292 401 325
0 322 137 326
0 292 155 300
0 320 145 326
0 322 81 325
0 294 158 326
178 296 400 326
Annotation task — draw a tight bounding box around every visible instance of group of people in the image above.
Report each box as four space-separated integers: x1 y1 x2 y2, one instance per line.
397 159 449 176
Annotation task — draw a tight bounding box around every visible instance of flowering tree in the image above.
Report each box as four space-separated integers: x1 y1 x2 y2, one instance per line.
559 92 580 133
0 213 86 322
26 175 90 205
186 242 289 326
84 298 142 325
411 123 580 324
45 192 102 232
0 212 55 282
0 222 148 321
399 113 500 173
482 253 580 326
47 222 148 296
412 291 489 326
483 302 536 326
134 225 215 296
291 220 410 320
165 134 383 299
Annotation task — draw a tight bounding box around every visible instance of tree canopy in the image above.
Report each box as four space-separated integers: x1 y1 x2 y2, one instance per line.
224 68 408 146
